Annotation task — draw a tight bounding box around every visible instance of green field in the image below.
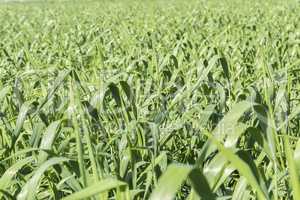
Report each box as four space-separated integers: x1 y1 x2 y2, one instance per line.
1 0 300 199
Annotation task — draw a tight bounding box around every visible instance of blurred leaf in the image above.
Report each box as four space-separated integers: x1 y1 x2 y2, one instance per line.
150 164 215 200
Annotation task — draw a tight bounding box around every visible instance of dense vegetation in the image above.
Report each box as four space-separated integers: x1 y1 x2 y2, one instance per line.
1 0 300 199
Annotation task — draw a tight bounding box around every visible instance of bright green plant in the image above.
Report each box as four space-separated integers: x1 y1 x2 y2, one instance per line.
0 0 300 199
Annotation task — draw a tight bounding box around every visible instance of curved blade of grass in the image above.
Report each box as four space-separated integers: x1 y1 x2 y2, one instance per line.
232 177 248 200
69 79 86 187
209 135 269 200
284 136 300 199
38 120 61 163
150 164 215 200
17 157 69 200
0 148 39 163
199 101 252 162
0 157 34 190
169 56 219 109
13 101 31 138
36 69 71 113
61 178 127 200
253 105 277 161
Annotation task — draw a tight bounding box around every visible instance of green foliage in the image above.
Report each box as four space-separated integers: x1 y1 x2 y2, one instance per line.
0 0 300 199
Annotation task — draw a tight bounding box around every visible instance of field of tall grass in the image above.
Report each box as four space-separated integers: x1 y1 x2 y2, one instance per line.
1 0 300 199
